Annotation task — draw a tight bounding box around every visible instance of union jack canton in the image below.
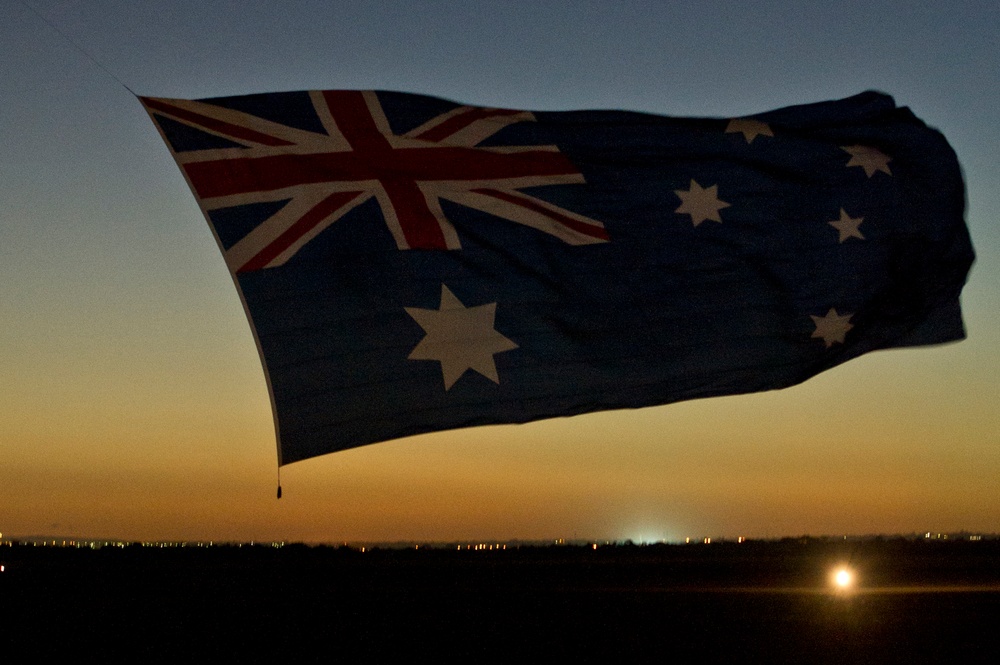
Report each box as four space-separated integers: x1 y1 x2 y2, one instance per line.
142 91 608 273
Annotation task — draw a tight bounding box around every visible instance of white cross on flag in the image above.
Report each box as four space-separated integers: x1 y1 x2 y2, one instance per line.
143 91 608 273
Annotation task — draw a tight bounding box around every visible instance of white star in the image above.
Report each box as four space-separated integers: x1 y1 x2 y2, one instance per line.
675 179 730 227
725 118 773 143
842 145 892 177
828 208 865 242
405 285 519 390
810 308 854 348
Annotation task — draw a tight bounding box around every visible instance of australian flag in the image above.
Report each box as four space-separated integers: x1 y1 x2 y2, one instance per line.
142 90 973 465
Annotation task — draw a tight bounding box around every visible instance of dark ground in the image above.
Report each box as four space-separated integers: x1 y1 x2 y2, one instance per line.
2 538 998 662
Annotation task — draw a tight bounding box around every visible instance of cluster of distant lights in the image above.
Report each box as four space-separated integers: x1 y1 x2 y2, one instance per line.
0 537 287 549
0 529 992 587
681 537 747 544
0 531 991 551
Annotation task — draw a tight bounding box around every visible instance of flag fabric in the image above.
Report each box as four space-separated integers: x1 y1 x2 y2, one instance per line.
141 90 973 465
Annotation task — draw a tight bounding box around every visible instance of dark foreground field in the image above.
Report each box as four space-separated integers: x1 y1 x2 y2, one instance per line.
3 538 998 662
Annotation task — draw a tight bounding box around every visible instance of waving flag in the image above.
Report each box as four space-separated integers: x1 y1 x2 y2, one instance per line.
142 90 973 465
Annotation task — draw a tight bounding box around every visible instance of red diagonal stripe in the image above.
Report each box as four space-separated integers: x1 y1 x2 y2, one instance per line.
471 188 610 241
236 190 365 272
414 107 524 142
142 98 293 147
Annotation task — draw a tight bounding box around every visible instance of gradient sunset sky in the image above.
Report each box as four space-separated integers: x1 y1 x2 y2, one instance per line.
2 0 997 543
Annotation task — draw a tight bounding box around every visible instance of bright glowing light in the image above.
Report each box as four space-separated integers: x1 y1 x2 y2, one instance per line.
831 567 854 590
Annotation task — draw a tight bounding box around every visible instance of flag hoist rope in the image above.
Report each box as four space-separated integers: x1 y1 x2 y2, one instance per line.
20 0 137 96
21 0 289 499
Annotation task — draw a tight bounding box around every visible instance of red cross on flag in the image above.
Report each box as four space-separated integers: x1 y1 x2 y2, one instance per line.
142 91 609 273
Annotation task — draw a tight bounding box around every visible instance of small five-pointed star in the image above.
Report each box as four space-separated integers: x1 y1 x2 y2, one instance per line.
725 118 773 143
405 285 519 390
829 208 865 242
675 179 730 226
842 145 892 177
811 308 854 348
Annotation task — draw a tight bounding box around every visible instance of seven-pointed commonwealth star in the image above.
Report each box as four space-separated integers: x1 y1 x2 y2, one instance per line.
842 145 892 177
675 179 730 226
725 118 773 143
810 308 854 348
829 208 865 242
405 285 519 390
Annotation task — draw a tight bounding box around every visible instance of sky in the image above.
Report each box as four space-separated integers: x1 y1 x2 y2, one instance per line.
1 0 997 543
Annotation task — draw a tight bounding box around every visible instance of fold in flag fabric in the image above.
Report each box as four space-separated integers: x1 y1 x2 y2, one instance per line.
141 90 973 465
